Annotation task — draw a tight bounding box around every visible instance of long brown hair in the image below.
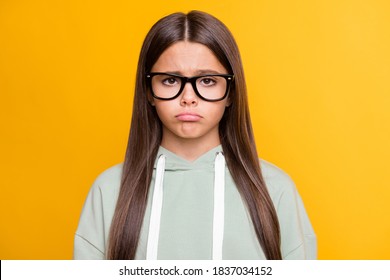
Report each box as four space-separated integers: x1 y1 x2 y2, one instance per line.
107 11 281 260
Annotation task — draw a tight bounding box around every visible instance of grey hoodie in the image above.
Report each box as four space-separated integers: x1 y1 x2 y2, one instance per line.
74 145 317 259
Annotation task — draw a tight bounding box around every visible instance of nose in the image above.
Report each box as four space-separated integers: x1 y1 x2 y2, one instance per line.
180 82 198 106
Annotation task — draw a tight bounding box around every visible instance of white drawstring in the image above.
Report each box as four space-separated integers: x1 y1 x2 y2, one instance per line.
146 154 165 260
146 152 226 260
212 152 225 260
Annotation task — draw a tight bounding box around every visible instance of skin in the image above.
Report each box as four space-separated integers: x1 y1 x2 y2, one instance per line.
151 41 231 161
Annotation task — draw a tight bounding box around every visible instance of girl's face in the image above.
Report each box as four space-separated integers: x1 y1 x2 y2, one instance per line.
151 41 231 148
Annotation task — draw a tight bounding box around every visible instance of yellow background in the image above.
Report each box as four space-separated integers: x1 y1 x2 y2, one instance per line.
1 0 389 259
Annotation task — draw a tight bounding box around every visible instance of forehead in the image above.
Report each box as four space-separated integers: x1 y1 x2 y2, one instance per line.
151 41 227 74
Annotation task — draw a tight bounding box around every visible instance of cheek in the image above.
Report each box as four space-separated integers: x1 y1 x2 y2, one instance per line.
205 103 228 124
154 101 173 122
212 101 229 116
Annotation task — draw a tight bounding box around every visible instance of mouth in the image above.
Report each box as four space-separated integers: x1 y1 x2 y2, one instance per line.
175 112 202 122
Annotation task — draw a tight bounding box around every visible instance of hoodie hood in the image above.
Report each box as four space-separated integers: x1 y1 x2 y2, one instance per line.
153 145 224 171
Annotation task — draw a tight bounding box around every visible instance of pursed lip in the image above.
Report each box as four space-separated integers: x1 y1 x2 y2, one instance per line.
175 112 202 121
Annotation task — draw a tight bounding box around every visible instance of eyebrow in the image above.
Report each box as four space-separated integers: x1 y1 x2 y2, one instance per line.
195 69 225 75
163 69 226 76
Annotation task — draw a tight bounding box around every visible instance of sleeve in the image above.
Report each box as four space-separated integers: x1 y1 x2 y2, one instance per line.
73 180 106 260
74 234 104 259
276 179 317 260
261 160 317 260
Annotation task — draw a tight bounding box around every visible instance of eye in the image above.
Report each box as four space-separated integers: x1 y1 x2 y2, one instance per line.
199 77 217 86
162 77 179 86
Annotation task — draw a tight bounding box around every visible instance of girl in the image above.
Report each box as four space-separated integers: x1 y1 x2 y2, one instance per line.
74 11 316 260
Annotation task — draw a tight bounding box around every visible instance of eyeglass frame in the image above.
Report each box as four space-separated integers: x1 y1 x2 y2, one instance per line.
146 72 234 102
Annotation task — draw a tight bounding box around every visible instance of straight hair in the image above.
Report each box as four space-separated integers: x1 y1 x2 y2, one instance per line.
107 11 282 260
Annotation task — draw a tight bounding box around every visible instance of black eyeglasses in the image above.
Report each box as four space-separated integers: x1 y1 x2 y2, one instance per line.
146 72 234 102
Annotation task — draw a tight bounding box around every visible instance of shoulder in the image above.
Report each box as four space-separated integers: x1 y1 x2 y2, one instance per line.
259 159 297 209
260 159 295 191
93 163 123 185
260 159 292 181
259 159 317 259
74 163 123 259
90 163 123 194
83 163 123 206
79 163 124 210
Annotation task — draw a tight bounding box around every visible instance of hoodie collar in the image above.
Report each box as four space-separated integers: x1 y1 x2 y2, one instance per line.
155 145 224 171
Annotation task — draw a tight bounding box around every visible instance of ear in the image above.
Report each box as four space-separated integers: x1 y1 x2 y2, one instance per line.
146 90 155 106
225 97 232 107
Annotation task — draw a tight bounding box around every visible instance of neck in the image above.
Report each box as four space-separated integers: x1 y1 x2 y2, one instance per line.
160 136 221 162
